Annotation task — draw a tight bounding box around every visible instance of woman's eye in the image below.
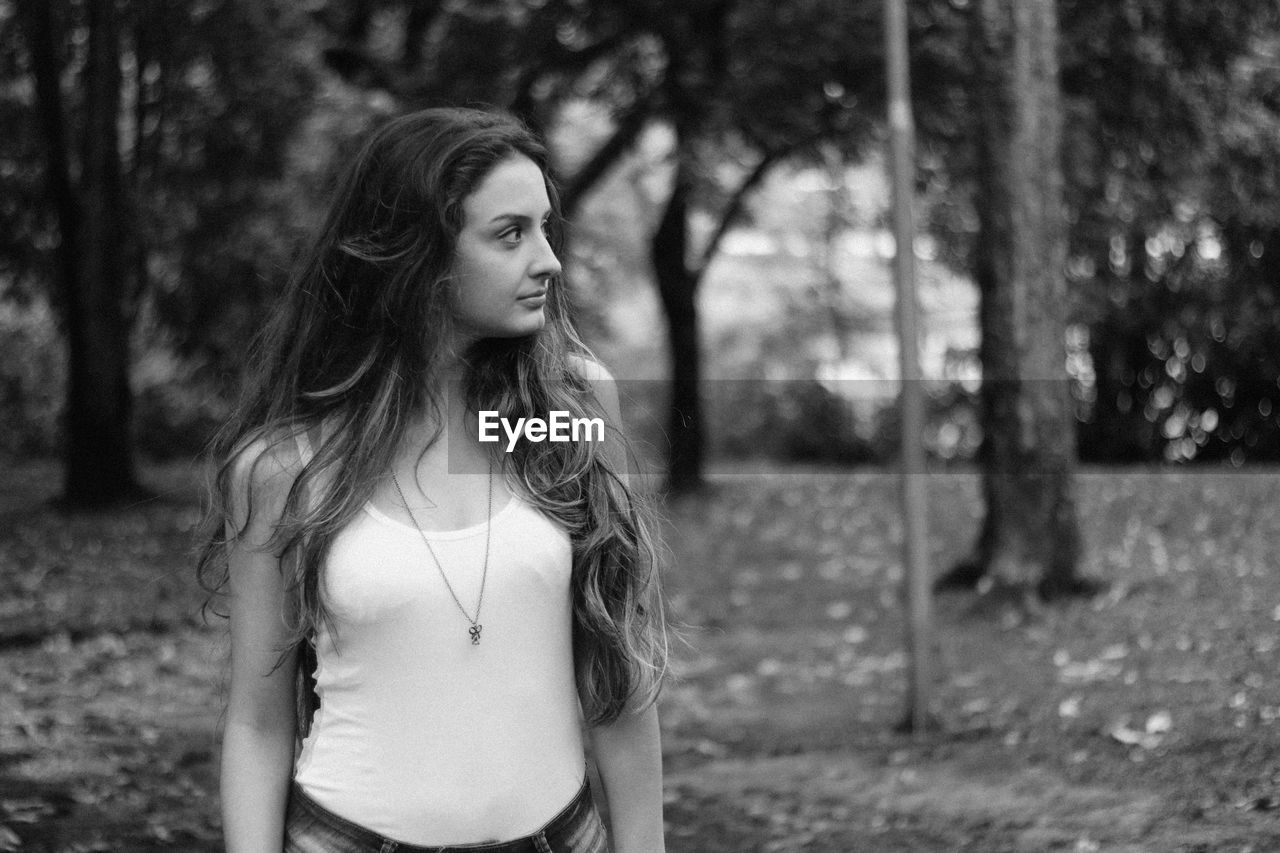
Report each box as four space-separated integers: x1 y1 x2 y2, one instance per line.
499 226 522 245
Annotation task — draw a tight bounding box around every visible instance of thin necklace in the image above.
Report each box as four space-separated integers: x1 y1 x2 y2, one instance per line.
390 461 492 645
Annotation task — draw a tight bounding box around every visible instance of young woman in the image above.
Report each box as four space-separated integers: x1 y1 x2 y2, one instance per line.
198 107 668 853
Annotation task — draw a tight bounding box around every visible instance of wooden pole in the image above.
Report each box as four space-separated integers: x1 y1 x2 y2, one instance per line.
885 0 935 733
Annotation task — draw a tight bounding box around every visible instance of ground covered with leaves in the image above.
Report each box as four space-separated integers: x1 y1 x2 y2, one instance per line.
2 460 1278 852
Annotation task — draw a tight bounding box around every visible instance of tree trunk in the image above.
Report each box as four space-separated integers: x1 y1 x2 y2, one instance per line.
650 149 704 494
65 0 139 505
942 0 1087 597
22 0 80 332
401 0 443 68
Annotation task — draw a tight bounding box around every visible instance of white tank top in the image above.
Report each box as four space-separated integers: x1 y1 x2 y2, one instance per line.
291 447 586 844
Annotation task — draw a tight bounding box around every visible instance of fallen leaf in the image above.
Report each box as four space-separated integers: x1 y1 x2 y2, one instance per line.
1145 711 1172 734
1106 717 1165 750
826 601 852 620
841 625 867 645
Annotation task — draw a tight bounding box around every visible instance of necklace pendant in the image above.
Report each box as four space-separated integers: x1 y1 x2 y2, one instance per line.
469 624 482 645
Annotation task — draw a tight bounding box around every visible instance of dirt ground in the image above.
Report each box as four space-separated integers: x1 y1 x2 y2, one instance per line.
2 460 1279 852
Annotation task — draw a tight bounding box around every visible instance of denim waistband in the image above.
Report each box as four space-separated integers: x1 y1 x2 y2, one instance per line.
286 775 596 853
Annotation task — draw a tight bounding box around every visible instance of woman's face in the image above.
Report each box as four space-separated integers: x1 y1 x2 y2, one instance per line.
450 153 562 343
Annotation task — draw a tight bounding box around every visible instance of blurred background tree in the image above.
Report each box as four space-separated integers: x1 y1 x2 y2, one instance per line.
2 0 1278 510
915 0 1280 596
942 0 1085 598
4 0 316 505
922 0 1280 470
1060 5 1280 466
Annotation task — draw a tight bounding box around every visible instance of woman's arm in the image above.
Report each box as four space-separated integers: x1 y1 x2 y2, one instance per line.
220 440 301 853
589 703 665 853
571 356 667 851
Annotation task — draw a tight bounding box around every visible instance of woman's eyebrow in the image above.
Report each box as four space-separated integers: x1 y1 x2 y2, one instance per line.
487 209 552 225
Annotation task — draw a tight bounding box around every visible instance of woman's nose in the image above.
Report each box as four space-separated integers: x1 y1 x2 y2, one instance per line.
532 233 562 280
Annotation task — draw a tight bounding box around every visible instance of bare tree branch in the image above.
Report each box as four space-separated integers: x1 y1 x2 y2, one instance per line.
511 28 635 119
694 145 790 278
402 0 446 69
562 94 656 218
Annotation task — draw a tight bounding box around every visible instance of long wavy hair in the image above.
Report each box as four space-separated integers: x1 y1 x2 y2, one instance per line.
197 107 667 732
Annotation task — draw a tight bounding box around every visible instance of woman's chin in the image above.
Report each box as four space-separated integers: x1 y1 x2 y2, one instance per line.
489 317 547 341
507 311 546 337
459 312 547 344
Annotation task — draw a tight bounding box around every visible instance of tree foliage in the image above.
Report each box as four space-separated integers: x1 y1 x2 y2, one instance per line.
5 0 1278 478
125 2 318 366
920 0 1280 465
1063 9 1280 463
1 0 319 484
3 0 316 317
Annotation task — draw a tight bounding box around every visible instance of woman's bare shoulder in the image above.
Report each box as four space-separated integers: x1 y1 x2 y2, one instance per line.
566 355 620 416
228 428 310 486
225 427 312 531
565 353 615 384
